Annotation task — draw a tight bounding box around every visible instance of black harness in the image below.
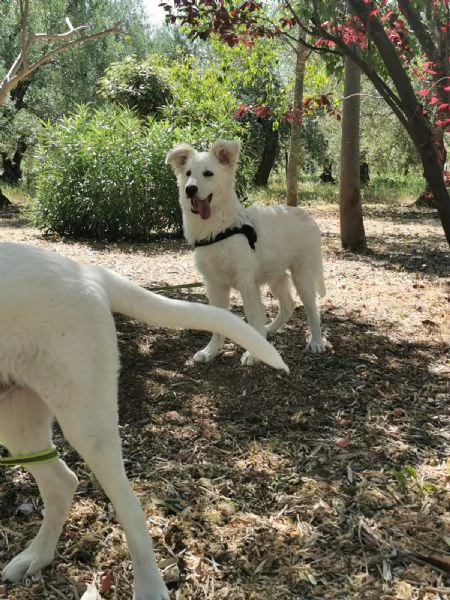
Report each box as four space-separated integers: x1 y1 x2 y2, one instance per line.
194 224 257 250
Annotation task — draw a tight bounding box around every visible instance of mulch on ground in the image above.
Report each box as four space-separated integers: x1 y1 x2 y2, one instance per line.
0 200 449 599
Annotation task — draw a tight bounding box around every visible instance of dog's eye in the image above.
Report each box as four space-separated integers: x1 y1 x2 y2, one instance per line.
186 170 191 176
203 170 214 177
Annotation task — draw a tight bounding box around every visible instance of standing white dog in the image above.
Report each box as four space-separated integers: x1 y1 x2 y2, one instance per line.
166 139 326 366
0 242 287 600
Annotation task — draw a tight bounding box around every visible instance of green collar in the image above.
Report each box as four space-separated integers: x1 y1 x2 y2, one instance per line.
0 446 59 467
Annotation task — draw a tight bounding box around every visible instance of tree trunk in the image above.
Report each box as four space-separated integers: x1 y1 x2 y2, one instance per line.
1 137 27 185
286 40 307 206
339 50 366 252
0 188 13 209
253 122 279 187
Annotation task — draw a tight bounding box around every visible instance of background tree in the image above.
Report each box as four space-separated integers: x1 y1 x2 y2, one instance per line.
314 0 450 244
286 40 308 205
99 55 172 119
340 48 366 250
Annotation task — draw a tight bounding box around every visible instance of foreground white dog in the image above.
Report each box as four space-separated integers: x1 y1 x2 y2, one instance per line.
166 139 326 366
0 242 287 600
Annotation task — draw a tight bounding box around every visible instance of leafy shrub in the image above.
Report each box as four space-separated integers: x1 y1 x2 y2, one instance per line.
33 105 182 240
98 55 172 119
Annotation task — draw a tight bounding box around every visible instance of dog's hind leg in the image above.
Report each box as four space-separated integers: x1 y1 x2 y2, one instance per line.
290 265 325 354
194 281 230 363
50 376 169 600
266 274 296 335
1 386 79 583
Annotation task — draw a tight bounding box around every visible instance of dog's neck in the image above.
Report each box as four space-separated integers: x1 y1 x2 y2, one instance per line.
183 191 249 246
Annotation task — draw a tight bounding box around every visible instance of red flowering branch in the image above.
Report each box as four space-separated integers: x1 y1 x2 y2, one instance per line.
233 94 341 125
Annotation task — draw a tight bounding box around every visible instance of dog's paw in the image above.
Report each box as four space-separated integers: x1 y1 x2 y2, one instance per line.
193 348 218 363
134 593 170 600
264 324 277 336
306 339 326 354
133 584 170 600
2 547 53 583
240 351 257 366
133 571 170 600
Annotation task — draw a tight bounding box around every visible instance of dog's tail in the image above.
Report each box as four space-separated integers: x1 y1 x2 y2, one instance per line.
95 267 289 373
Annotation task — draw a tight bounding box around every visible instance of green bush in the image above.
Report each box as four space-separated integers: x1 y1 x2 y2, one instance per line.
33 105 182 240
98 55 172 119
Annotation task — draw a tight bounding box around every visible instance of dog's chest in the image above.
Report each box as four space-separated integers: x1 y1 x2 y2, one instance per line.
194 241 255 287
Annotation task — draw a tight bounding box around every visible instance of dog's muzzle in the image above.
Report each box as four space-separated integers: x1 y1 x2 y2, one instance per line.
188 192 213 220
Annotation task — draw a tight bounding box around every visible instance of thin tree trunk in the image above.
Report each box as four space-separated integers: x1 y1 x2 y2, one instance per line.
253 122 279 186
286 40 307 206
339 50 367 252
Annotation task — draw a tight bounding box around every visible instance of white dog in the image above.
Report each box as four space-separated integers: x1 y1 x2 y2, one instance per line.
166 139 326 366
0 242 287 600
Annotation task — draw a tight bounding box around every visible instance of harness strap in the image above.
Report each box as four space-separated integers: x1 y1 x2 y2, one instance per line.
0 446 59 467
194 224 257 250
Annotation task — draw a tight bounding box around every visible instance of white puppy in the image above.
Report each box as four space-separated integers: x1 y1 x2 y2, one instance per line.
166 139 326 366
0 242 287 600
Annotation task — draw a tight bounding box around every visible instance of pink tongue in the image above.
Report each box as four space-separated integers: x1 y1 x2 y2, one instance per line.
195 198 211 220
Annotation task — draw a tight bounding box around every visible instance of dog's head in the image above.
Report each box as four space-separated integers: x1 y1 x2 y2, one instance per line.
166 139 241 220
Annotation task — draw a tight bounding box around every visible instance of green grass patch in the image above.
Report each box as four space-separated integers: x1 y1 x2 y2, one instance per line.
250 171 424 208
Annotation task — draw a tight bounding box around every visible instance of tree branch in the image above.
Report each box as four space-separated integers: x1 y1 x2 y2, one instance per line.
397 0 438 60
0 0 125 106
310 0 410 131
19 0 29 69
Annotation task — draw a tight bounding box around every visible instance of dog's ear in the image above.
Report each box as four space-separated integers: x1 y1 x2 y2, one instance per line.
165 144 195 171
210 139 241 168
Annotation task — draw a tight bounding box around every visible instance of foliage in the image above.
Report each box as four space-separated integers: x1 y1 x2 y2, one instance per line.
98 55 172 118
0 0 149 184
32 105 182 240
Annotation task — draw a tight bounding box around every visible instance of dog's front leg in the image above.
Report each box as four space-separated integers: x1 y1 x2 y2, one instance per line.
194 282 230 363
238 282 268 366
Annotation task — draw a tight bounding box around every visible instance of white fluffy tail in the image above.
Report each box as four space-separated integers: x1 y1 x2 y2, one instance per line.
96 268 289 373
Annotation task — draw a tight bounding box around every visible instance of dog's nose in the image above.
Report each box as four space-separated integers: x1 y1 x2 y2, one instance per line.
185 184 198 198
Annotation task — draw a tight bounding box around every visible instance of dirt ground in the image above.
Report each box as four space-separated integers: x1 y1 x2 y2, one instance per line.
0 199 449 600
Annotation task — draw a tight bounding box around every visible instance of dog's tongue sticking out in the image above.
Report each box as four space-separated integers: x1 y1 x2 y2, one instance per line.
193 197 211 220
